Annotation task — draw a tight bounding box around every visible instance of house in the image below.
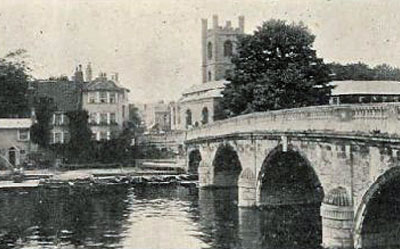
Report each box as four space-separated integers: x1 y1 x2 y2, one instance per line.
0 118 32 168
32 76 83 144
82 73 130 140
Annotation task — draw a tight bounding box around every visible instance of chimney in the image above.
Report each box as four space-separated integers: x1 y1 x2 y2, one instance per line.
85 62 92 82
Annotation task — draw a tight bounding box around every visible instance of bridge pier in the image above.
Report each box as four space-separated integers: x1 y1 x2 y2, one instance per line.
320 187 354 249
238 168 257 207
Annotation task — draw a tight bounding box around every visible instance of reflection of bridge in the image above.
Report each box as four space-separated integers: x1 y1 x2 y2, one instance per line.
184 103 400 249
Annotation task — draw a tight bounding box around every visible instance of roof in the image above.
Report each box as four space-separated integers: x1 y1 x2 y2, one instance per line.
331 80 400 95
83 77 128 92
0 118 32 129
180 80 228 102
33 80 82 112
182 80 228 96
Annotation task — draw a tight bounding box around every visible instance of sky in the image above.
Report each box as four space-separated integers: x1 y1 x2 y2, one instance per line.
1 0 400 103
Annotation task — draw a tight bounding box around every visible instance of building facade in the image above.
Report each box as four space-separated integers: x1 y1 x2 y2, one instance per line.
173 15 244 130
33 64 130 143
82 73 130 140
0 118 32 168
137 101 171 133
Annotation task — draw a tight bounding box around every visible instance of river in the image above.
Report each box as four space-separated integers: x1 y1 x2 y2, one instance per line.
0 183 322 249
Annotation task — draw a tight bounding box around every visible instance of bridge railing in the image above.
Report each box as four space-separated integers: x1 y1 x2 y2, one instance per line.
186 103 400 141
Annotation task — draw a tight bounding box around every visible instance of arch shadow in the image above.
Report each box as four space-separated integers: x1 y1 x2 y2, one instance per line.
354 166 400 249
256 145 324 206
212 143 242 189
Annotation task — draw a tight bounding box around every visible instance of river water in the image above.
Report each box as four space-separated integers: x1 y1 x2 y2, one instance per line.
0 184 322 249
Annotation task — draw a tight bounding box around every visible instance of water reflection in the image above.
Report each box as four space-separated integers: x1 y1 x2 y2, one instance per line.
0 184 322 249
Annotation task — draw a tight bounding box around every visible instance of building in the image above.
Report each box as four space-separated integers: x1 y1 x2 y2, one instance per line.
32 71 83 144
0 118 32 168
82 72 130 140
173 15 244 130
137 101 171 133
33 64 130 143
330 80 400 105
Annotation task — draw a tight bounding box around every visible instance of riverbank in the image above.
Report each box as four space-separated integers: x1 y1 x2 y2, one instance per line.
0 167 198 189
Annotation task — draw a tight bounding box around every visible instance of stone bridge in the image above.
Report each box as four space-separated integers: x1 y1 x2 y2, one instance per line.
184 103 400 249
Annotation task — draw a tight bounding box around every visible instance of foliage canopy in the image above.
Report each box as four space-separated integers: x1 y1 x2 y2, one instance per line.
222 20 332 116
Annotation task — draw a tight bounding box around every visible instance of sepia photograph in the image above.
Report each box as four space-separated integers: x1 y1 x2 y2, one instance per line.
0 0 399 248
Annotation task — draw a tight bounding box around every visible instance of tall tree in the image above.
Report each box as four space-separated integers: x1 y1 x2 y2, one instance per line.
30 97 55 148
0 50 31 117
66 110 93 163
222 20 332 116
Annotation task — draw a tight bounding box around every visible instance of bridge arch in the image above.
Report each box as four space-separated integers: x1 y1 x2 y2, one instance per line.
256 145 324 206
188 149 202 175
354 166 400 249
212 143 242 188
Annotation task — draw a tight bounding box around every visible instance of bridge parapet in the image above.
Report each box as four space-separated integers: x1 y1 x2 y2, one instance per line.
186 103 400 142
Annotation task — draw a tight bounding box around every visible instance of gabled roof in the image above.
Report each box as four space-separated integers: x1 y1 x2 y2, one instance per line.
0 118 32 129
83 77 129 92
331 80 400 95
33 80 82 112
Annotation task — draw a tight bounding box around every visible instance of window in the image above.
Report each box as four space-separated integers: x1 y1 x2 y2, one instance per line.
207 42 213 59
202 107 209 125
208 71 212 81
100 113 108 124
122 105 126 119
54 113 63 125
18 129 30 141
89 113 97 124
53 132 62 144
186 109 192 128
88 92 96 103
224 40 233 57
109 92 116 103
91 132 97 140
100 92 107 103
110 113 116 124
100 131 107 140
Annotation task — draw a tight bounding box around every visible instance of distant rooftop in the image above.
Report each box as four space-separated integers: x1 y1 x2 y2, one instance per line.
180 80 228 102
83 76 129 92
331 80 400 95
0 118 32 129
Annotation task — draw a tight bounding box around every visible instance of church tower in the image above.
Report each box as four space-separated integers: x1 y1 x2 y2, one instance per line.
201 15 244 83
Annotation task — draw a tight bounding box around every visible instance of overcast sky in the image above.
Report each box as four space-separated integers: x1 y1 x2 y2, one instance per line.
1 0 400 103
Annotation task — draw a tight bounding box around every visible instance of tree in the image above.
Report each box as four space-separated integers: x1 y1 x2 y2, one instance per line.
127 104 144 135
30 97 55 148
328 62 400 81
222 20 332 116
66 110 93 163
0 50 31 117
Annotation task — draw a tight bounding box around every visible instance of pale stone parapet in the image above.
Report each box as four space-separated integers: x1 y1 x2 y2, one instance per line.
186 103 400 142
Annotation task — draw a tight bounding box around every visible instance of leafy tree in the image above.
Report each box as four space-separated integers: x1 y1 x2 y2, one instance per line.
127 104 144 135
222 20 332 116
0 50 31 117
66 110 93 163
30 97 55 148
328 62 400 81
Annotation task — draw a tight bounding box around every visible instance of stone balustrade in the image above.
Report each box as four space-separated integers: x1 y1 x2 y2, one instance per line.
186 103 400 142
